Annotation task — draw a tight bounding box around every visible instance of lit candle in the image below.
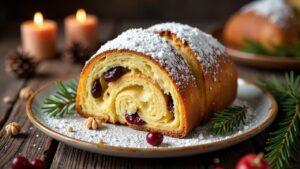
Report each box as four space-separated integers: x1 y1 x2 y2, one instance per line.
64 9 99 50
21 12 57 60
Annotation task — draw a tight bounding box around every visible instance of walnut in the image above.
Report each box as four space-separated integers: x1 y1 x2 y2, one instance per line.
84 117 102 130
5 122 21 136
3 96 13 104
19 87 32 100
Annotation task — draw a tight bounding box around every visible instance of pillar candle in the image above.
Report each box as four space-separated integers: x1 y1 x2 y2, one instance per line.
21 12 57 60
64 9 99 50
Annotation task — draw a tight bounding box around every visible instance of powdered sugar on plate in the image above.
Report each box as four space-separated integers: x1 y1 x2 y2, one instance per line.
86 28 194 90
242 0 294 27
34 98 256 149
149 22 226 75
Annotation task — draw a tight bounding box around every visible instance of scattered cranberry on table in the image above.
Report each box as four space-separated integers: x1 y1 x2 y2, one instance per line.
236 153 271 169
146 132 164 146
30 159 46 169
11 156 46 169
11 156 31 169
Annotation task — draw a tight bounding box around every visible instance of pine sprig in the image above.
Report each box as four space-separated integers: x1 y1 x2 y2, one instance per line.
257 72 300 169
210 105 248 135
243 39 300 57
42 79 78 117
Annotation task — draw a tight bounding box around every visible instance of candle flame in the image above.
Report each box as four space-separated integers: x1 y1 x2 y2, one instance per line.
76 9 86 23
34 12 44 25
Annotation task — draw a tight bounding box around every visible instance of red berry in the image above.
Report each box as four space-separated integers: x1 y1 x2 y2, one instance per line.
104 66 124 82
11 155 31 169
236 153 271 169
30 159 46 169
146 132 163 146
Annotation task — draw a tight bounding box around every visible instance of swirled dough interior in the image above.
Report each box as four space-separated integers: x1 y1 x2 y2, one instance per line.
80 53 183 130
76 29 202 137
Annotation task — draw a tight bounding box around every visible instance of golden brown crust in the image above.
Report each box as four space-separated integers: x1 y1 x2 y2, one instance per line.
223 11 299 49
156 31 237 122
76 50 202 138
202 56 237 121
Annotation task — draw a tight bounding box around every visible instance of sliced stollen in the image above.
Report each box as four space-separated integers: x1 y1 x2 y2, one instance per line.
76 28 202 137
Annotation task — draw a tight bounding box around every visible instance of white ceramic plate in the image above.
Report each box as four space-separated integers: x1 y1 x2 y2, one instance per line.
26 78 277 158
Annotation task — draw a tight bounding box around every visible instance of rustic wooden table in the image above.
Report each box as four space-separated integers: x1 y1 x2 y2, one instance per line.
0 20 299 169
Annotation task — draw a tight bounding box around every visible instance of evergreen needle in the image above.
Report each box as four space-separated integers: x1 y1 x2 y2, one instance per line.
257 72 300 169
210 105 248 135
42 79 78 117
243 39 300 57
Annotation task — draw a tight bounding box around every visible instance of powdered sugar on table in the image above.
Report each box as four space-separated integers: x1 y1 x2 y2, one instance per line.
242 0 294 27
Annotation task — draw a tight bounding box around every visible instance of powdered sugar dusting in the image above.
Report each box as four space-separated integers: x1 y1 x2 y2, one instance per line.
149 22 226 74
35 99 256 148
87 28 194 90
242 0 294 27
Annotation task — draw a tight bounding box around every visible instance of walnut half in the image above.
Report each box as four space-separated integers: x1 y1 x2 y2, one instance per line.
5 122 21 136
84 117 102 130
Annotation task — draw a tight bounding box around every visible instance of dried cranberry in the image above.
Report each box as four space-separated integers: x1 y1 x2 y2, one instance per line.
125 114 135 124
30 159 46 169
146 132 164 146
134 116 146 125
11 156 31 169
91 79 102 98
104 66 124 82
125 113 145 125
167 94 174 112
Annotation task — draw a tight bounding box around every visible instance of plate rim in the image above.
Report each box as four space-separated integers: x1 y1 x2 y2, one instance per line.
26 78 277 155
226 47 300 62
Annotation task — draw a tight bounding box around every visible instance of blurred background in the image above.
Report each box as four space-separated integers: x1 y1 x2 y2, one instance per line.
0 0 250 25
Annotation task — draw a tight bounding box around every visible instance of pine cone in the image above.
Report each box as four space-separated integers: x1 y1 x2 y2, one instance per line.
5 48 37 79
63 43 92 64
